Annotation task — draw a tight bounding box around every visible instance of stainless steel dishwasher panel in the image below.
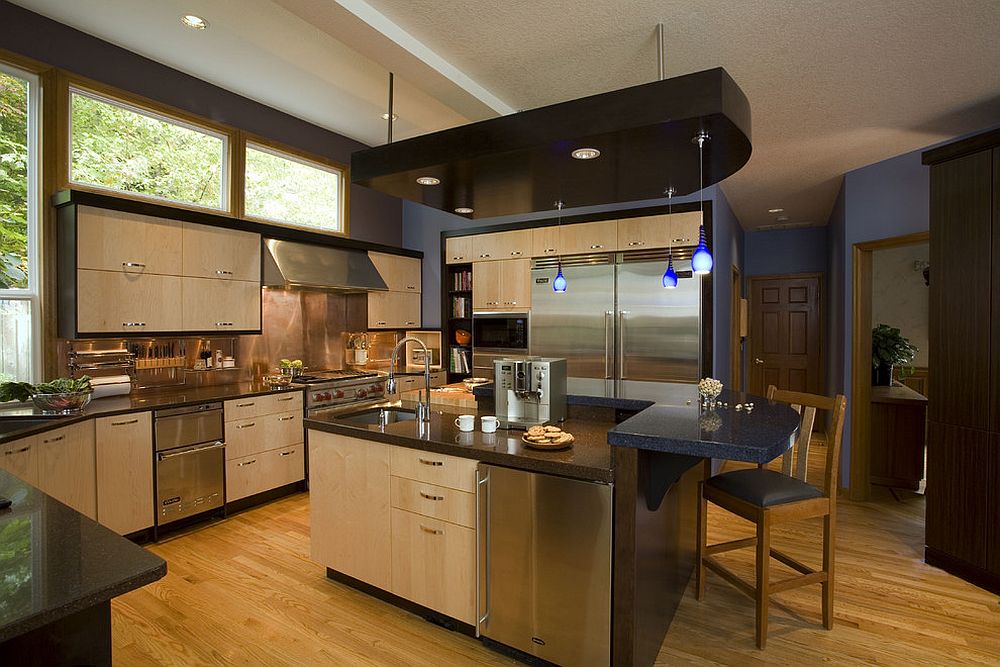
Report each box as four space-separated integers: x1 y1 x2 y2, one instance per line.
478 464 612 666
156 441 225 525
154 402 224 452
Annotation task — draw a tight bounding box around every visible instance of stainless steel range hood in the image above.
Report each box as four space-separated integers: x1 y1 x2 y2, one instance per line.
262 238 388 292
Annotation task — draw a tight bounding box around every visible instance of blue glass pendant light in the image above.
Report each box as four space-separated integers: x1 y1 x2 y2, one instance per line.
691 131 714 275
553 200 567 293
662 187 678 288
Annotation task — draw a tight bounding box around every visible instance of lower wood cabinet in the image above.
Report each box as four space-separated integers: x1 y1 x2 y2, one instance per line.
226 445 304 502
0 435 39 486
35 421 97 520
95 412 154 535
224 395 305 502
389 445 478 492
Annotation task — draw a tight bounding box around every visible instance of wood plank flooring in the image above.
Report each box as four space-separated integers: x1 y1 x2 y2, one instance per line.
112 449 1000 665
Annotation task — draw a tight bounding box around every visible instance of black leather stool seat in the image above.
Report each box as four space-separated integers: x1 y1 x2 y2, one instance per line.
706 468 823 507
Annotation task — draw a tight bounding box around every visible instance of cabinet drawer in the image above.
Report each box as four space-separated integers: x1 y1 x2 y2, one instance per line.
390 476 476 528
390 508 476 624
224 392 302 421
269 410 303 447
225 416 266 460
226 444 304 502
389 446 478 492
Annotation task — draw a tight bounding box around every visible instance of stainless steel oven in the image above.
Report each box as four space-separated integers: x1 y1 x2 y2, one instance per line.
472 312 529 382
154 402 225 527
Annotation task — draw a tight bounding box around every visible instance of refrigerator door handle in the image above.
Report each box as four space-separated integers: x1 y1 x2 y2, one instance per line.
604 310 614 379
617 310 628 395
475 465 491 635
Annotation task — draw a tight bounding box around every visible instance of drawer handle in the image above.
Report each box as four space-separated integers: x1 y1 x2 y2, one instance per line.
590 244 604 249
216 269 234 276
238 459 257 467
406 285 417 290
122 261 146 268
419 491 444 501
236 402 255 408
8 445 31 455
277 396 296 402
545 247 557 253
122 322 146 327
405 321 417 326
420 525 443 535
278 415 295 422
111 418 139 426
237 422 256 429
279 450 294 457
418 458 444 467
479 253 491 258
627 241 644 246
376 321 387 326
510 251 522 256
452 256 464 261
216 322 234 327
43 435 65 443
671 237 690 244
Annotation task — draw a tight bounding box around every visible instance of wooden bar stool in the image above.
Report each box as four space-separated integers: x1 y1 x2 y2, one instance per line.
695 386 847 648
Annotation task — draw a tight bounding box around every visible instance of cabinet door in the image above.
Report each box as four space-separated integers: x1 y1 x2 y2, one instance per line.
77 270 183 334
929 150 992 429
368 292 421 328
500 258 532 309
390 508 476 623
95 412 153 535
182 222 261 281
669 211 704 247
36 422 96 519
181 277 261 331
531 226 561 258
0 436 38 485
226 444 303 502
370 252 421 292
560 220 617 255
474 230 530 262
472 261 503 310
77 206 182 275
618 215 671 250
224 416 266 460
309 431 391 588
446 237 474 264
368 291 391 328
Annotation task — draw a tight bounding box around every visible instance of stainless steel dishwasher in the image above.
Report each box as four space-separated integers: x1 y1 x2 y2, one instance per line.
476 464 612 666
154 402 225 527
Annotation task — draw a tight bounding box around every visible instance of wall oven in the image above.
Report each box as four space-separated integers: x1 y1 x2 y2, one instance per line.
154 402 225 527
472 312 529 382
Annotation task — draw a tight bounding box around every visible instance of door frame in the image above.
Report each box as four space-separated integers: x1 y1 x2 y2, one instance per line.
747 272 825 397
849 231 930 501
730 265 742 391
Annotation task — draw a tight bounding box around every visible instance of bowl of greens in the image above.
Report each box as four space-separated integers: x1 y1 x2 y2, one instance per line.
0 376 94 414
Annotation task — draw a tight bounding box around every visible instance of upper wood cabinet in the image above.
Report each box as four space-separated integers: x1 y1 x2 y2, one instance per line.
667 211 703 247
95 412 153 536
473 259 531 310
182 222 261 281
369 252 421 292
76 270 183 334
181 277 262 331
559 220 617 255
473 229 532 261
77 206 183 275
617 211 703 250
369 291 421 329
472 261 502 309
531 226 561 258
445 236 474 264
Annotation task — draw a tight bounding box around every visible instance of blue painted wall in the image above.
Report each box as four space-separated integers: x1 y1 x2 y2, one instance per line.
744 227 828 277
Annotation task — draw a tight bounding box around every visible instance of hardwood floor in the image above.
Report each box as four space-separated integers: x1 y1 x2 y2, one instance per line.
112 450 1000 665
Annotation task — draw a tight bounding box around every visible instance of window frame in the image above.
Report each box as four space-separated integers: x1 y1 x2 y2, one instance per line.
0 60 42 382
242 136 350 236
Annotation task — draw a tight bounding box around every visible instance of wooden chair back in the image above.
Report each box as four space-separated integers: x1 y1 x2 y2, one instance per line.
766 385 847 497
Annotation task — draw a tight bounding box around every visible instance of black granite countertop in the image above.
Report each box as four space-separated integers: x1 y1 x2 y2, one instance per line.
0 383 304 444
0 470 166 642
608 389 801 464
306 401 615 482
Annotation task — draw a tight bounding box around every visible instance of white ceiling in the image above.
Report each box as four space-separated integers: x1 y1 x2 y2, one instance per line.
12 0 1000 229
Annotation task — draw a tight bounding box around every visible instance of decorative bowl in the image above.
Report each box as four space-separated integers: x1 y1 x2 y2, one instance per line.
266 374 293 389
278 366 304 378
32 391 92 414
463 377 489 391
455 329 472 346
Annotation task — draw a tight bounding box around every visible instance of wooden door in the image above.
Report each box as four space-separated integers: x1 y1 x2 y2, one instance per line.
181 277 261 331
472 261 502 309
394 292 421 328
77 270 183 333
77 206 183 275
669 211 703 246
95 412 153 535
531 226 561 258
748 274 823 396
445 236 473 264
369 252 421 292
36 422 97 519
500 258 532 309
182 223 261 281
560 220 617 255
617 215 671 250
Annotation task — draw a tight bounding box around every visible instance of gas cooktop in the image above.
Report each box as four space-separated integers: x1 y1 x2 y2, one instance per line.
293 369 382 385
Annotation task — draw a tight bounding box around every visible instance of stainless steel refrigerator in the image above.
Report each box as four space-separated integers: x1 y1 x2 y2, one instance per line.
530 251 702 401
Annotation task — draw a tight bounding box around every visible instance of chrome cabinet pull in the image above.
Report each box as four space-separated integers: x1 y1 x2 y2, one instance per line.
238 458 257 467
754 357 765 365
216 322 234 327
111 418 139 426
627 241 643 246
122 261 146 268
278 415 295 422
419 491 444 501
418 458 443 467
405 321 417 326
590 244 604 249
122 322 146 327
604 311 614 380
236 402 255 408
479 253 491 258
279 450 294 457
671 237 690 244
43 435 65 443
545 247 557 253
216 270 234 276
237 422 256 429
419 525 443 535
452 255 463 261
406 284 417 290
510 250 522 256
277 396 295 401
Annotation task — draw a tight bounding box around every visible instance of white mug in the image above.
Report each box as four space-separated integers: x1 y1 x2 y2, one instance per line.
454 414 475 432
481 416 499 434
355 349 368 364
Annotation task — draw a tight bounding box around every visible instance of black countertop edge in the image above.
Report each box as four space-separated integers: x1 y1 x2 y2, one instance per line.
606 430 791 465
304 419 614 483
470 384 654 412
0 384 304 444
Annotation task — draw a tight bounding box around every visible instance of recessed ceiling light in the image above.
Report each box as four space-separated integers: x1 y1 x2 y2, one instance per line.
571 147 601 160
381 113 398 121
416 176 440 186
768 208 784 214
180 14 208 30
454 207 474 214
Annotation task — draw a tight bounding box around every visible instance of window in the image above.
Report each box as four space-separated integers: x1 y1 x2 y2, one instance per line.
244 142 345 233
69 88 228 210
0 63 40 382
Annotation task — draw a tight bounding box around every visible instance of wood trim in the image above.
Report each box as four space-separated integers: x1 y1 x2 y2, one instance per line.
850 231 930 501
0 46 51 74
41 68 61 379
922 127 1000 166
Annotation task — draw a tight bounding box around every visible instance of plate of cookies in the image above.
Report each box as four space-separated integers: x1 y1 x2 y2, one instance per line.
522 424 575 450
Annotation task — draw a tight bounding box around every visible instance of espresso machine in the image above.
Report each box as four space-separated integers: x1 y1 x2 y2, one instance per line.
494 357 567 429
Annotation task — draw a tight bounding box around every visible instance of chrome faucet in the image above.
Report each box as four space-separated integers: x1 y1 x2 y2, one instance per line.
387 336 432 422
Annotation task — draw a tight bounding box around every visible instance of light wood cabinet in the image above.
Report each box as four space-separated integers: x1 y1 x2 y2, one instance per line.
445 236 474 264
309 431 391 588
368 291 421 329
531 226 562 258
0 435 38 486
389 445 478 492
390 476 475 528
559 220 617 255
473 229 531 261
226 444 304 503
472 259 531 310
369 252 421 292
390 508 476 624
35 421 96 519
225 410 302 461
76 206 183 275
182 222 261 281
667 211 703 246
76 270 183 334
95 412 153 535
617 214 672 250
223 392 304 502
181 277 261 331
224 392 302 422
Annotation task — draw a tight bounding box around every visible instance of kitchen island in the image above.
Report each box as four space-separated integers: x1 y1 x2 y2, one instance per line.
0 469 166 666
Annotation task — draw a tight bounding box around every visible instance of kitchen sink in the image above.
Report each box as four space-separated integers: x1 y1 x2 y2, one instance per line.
0 417 64 437
337 407 417 426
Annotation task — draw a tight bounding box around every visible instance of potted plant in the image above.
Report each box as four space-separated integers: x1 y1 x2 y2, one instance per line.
871 324 917 386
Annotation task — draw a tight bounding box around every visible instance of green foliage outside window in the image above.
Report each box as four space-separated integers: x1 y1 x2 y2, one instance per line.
245 144 341 232
0 72 29 290
70 90 225 209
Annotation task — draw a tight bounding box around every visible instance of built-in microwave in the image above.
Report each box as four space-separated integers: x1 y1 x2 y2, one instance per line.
472 312 529 381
